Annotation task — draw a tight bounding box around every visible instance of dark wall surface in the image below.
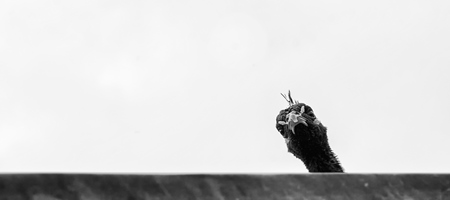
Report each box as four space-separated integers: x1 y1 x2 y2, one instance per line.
0 174 449 200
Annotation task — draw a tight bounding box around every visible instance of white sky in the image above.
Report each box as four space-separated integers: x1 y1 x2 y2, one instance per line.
1 0 450 173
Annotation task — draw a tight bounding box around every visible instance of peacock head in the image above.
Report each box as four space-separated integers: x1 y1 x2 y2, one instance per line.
276 91 323 138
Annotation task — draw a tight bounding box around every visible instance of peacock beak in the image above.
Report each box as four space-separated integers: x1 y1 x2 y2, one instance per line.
287 113 308 134
277 106 308 135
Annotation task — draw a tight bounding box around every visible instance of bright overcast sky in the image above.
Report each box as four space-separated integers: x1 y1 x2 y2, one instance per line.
1 1 449 173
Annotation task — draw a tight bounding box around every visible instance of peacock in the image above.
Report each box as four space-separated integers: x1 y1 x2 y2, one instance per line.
275 91 344 172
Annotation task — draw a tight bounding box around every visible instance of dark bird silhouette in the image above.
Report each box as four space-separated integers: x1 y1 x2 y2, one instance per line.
276 91 344 173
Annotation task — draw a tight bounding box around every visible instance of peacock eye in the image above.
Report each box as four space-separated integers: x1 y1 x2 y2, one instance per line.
309 111 315 118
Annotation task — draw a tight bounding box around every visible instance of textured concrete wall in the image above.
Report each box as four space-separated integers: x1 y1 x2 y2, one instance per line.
0 174 449 200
